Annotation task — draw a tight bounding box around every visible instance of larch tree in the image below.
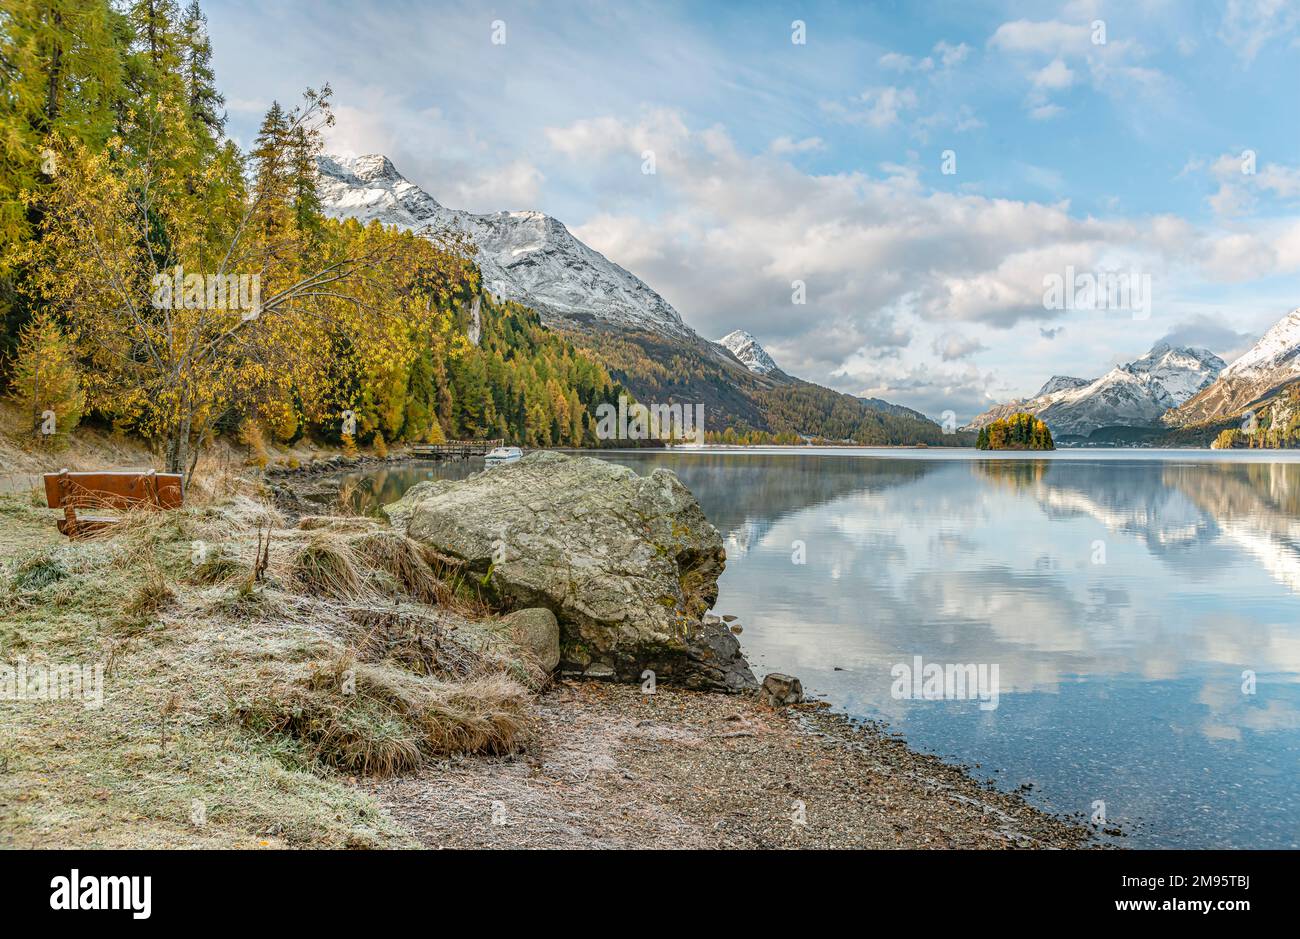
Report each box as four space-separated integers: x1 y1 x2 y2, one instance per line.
9 310 84 444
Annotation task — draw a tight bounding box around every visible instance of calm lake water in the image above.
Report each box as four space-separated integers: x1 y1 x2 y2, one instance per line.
340 448 1300 849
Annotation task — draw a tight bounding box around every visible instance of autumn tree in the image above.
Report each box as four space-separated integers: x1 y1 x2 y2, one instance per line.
0 0 126 368
9 311 84 444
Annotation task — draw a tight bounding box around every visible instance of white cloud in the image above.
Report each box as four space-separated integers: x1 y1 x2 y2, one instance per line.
933 40 972 68
879 52 927 72
826 86 919 129
989 19 1092 55
932 331 989 360
770 135 826 155
447 159 545 213
1204 151 1300 217
560 113 1300 412
989 16 1162 120
542 110 1294 414
879 40 970 74
1032 58 1075 90
1219 0 1300 61
544 109 690 161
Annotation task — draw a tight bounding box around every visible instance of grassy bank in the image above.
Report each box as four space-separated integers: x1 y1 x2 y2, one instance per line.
0 479 540 848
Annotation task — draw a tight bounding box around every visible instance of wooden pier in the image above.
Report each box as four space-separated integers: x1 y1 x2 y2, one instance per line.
409 439 504 460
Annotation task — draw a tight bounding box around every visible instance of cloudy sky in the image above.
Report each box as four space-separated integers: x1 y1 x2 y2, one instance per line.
207 0 1300 421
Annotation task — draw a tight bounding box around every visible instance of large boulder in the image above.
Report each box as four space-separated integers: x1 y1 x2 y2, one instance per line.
384 452 756 692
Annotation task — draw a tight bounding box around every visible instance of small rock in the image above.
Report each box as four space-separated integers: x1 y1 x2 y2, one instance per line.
500 608 561 673
729 624 743 634
583 663 616 680
759 673 804 707
722 614 738 623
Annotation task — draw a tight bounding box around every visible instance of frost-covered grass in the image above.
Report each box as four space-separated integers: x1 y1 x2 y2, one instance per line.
0 484 535 849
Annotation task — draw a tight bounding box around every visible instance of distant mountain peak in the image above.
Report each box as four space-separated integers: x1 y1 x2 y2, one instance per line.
316 153 695 340
718 330 778 374
968 342 1225 437
1035 375 1090 398
1167 307 1300 426
1219 307 1300 381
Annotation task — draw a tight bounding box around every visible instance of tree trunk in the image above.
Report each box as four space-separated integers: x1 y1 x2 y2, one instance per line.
165 414 192 476
44 13 63 128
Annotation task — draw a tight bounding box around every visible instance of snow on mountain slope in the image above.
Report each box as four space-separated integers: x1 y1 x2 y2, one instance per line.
1220 309 1300 381
966 343 1225 437
1035 376 1091 397
1169 308 1300 425
717 330 778 374
316 154 695 340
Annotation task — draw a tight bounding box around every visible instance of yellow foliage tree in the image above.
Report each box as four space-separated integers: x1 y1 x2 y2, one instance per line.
9 311 84 446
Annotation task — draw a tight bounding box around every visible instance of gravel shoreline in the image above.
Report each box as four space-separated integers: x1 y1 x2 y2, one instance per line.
368 681 1097 849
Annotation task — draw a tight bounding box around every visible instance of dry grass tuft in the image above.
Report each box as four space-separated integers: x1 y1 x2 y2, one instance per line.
237 656 531 777
342 606 492 680
298 515 379 533
10 548 68 592
350 531 441 604
118 573 177 631
290 536 367 600
189 551 243 585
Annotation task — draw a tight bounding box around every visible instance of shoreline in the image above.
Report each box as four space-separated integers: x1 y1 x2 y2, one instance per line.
368 680 1098 849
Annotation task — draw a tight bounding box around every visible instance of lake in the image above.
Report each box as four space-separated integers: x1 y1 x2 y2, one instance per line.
338 448 1300 849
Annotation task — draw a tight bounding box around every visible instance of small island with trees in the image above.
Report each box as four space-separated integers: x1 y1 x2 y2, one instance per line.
975 413 1055 450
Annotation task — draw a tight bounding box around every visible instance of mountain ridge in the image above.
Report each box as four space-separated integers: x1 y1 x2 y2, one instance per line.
966 342 1225 437
318 153 966 446
317 154 696 340
1166 308 1300 427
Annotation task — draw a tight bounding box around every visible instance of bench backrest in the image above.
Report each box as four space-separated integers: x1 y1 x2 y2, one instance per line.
43 470 184 511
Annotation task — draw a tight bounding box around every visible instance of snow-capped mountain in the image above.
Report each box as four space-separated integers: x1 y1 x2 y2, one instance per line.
1035 376 1091 397
718 330 779 375
1169 308 1300 425
967 343 1225 437
316 154 695 340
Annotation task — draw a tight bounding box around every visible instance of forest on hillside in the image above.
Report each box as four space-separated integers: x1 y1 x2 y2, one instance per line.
0 0 625 472
570 327 969 446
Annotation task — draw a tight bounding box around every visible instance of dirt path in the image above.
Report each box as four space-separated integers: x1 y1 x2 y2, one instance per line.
368 681 1094 849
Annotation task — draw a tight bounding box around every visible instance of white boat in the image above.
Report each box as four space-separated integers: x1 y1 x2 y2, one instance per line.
484 446 523 466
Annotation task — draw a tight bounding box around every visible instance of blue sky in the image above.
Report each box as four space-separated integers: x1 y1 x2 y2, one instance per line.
207 0 1300 420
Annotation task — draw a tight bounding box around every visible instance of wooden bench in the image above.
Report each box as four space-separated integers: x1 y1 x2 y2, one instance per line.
43 469 184 538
